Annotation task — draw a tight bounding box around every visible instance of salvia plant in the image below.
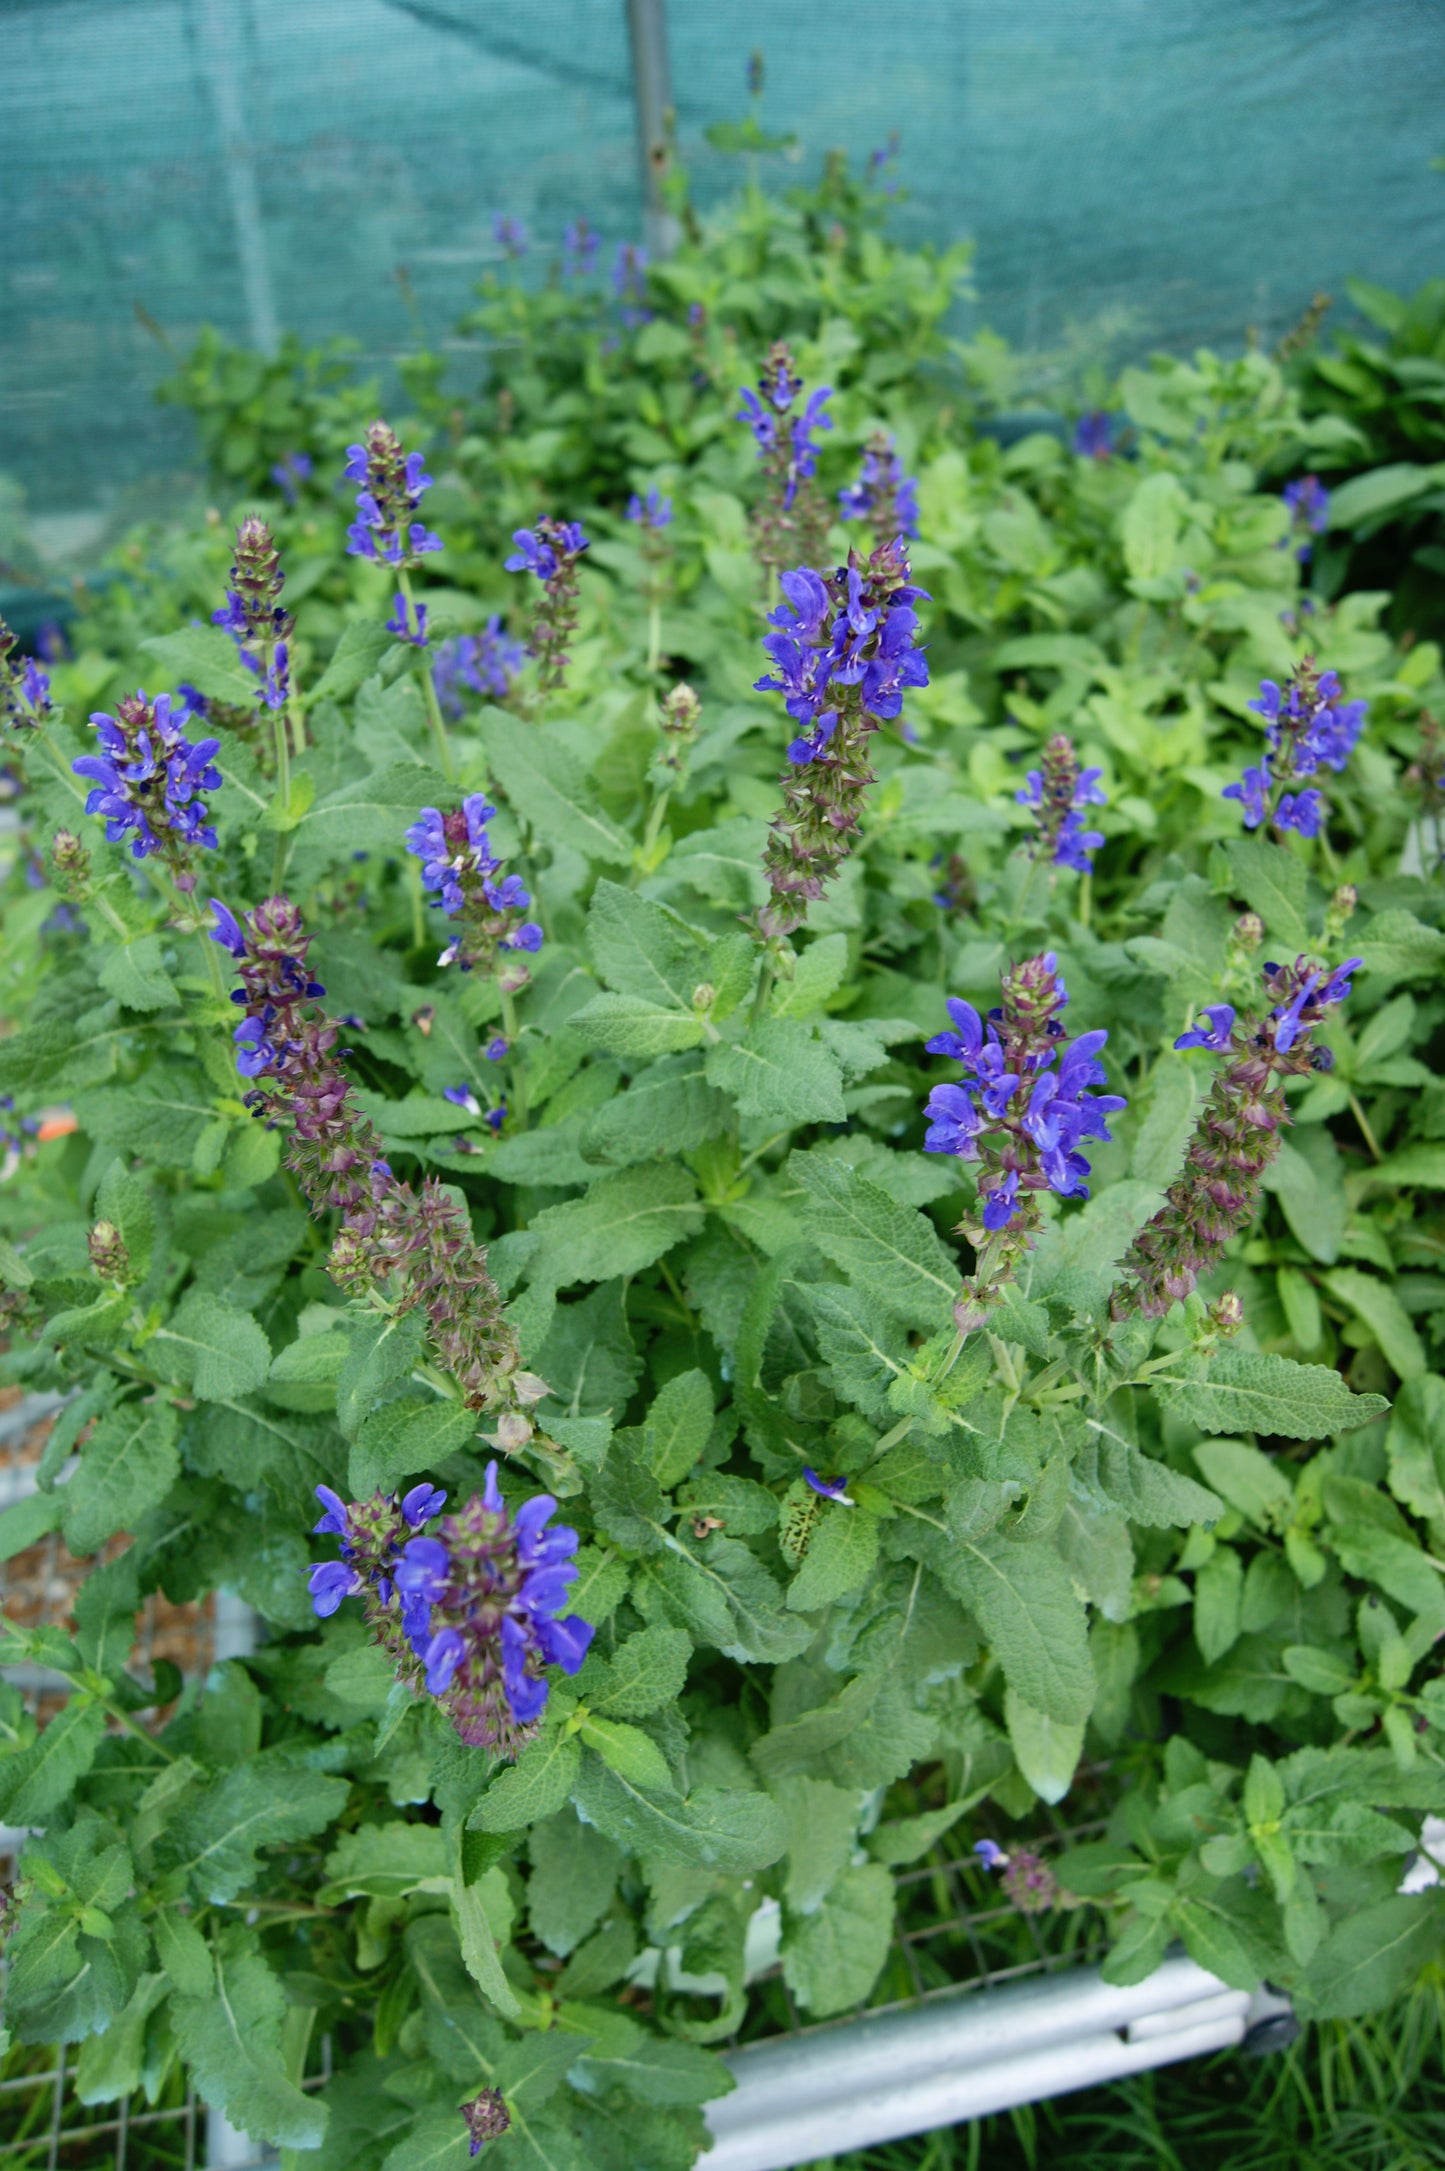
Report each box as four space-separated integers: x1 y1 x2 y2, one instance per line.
1 142 1445 2171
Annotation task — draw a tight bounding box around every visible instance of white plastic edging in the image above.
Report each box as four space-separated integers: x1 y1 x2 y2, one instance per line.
701 1954 1271 2171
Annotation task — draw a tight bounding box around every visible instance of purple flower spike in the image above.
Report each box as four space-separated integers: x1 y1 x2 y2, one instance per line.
344 421 442 569
1174 1005 1236 1053
1225 658 1363 839
803 1469 855 1505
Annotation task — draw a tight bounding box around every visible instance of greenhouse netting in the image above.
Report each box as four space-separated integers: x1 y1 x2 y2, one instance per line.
4 0 1445 534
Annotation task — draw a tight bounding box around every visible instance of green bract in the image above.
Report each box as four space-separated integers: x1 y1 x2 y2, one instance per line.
2 149 1444 2168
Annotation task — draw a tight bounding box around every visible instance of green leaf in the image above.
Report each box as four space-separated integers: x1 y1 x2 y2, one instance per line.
948 1535 1094 1725
790 1148 957 1333
579 1625 692 1719
866 1800 971 1868
293 760 448 861
1120 472 1187 582
1082 1426 1223 1528
171 1929 327 2150
63 1401 180 1554
1324 1268 1427 1382
306 620 397 705
350 1395 478 1495
74 1972 168 2103
161 1766 348 1903
95 933 179 1013
1356 908 1445 987
149 1292 271 1402
1194 1546 1244 1665
1158 1352 1389 1440
472 1731 581 1833
806 1282 910 1418
1221 837 1311 953
1329 1525 1445 1621
1192 1438 1294 1527
154 1910 214 1999
573 1761 787 1873
581 1053 731 1167
569 992 705 1057
587 879 706 1007
786 1505 879 1612
480 711 633 866
706 1022 846 1127
1301 1893 1445 2018
0 1702 106 1824
453 1865 521 2019
0 1487 63 1561
781 1863 895 2017
1003 1689 1085 1805
526 1166 703 1291
579 1715 674 1790
139 624 259 705
1327 464 1438 529
336 1310 428 1438
1386 1375 1445 1524
320 1822 451 1902
644 1368 713 1486
528 1811 620 1956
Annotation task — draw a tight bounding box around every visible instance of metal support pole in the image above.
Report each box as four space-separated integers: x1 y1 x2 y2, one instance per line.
624 0 679 260
191 0 280 354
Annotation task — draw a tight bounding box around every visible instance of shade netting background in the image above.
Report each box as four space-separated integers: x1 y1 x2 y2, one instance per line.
5 0 1445 530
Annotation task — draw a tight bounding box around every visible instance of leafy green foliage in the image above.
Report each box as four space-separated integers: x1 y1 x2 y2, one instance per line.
4 130 1445 2170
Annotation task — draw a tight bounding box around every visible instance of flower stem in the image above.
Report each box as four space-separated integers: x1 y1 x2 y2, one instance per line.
1348 1088 1383 1164
499 981 529 1127
399 568 454 780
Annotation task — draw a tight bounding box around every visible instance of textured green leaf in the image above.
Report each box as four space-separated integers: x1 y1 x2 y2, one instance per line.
350 1395 478 1495
1221 836 1311 952
786 1506 880 1612
1157 1352 1389 1440
578 1625 692 1719
644 1368 713 1486
306 619 396 705
139 624 258 704
1003 1690 1085 1805
321 1822 451 1901
1356 908 1445 987
573 1761 786 1872
95 933 179 1013
172 1929 327 2149
581 1053 730 1166
707 1021 846 1127
1301 1893 1445 2018
790 1149 956 1333
294 761 448 860
781 1863 894 2016
587 880 706 1007
480 711 634 866
63 1401 180 1554
472 1731 581 1833
154 1910 214 1999
579 1715 674 1790
569 992 706 1057
1386 1375 1445 1523
453 1865 521 2018
948 1535 1094 1724
527 1166 703 1291
0 1702 107 1824
1325 1268 1427 1382
162 1766 348 1903
336 1310 428 1439
149 1293 271 1402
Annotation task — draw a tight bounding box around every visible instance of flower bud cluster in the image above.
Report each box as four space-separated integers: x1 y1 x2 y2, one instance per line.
506 518 590 700
738 342 834 579
463 2091 510 2153
403 794 543 976
0 618 52 732
1113 954 1361 1319
344 421 442 568
432 620 524 718
87 1220 132 1286
212 893 527 1411
1223 658 1365 840
923 952 1125 1322
72 692 222 873
1015 733 1107 872
653 681 702 785
308 1462 594 1755
50 829 93 899
212 517 293 708
838 428 920 545
753 540 929 937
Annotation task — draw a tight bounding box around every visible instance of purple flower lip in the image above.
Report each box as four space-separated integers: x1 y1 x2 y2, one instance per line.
974 1838 1009 1870
1175 1005 1236 1053
803 1468 854 1505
